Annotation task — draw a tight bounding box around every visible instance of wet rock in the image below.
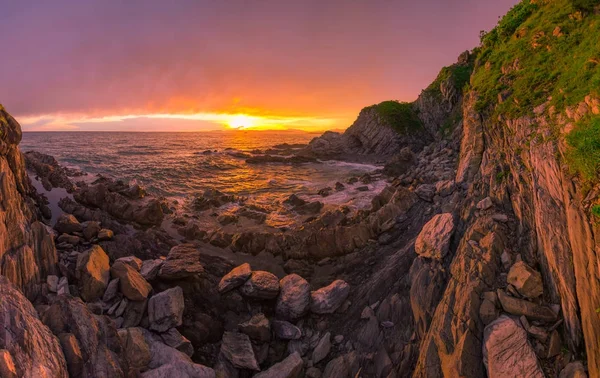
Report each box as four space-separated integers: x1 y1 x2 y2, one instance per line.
239 313 271 342
276 274 310 320
318 187 332 197
497 289 557 322
140 259 164 281
284 194 306 207
559 361 587 378
115 256 143 271
254 352 303 378
98 228 114 241
148 286 185 332
310 280 350 314
296 201 324 215
312 332 331 365
272 320 302 340
240 271 280 299
111 261 152 301
218 263 252 293
335 182 345 191
76 245 110 301
54 213 83 234
483 316 544 377
220 332 260 371
507 261 543 299
356 186 369 192
415 184 435 202
414 213 455 260
159 244 205 280
160 328 194 357
0 276 68 377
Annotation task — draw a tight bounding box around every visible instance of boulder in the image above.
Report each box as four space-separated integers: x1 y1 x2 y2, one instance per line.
310 280 350 314
415 184 435 202
240 271 280 299
477 197 493 210
119 327 151 372
483 316 544 377
272 320 302 340
312 332 332 364
76 245 111 301
54 213 83 234
0 276 68 377
254 352 303 378
414 213 455 260
98 229 114 241
276 274 310 320
148 286 185 332
218 263 252 293
507 261 543 299
47 275 59 293
159 244 205 280
497 290 557 322
140 259 164 281
559 361 587 378
220 332 260 371
111 261 152 301
479 299 499 325
160 328 194 357
115 256 143 271
103 278 120 302
239 313 271 342
83 221 101 240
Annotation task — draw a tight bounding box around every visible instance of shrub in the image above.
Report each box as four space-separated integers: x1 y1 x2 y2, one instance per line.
364 101 422 133
566 117 600 180
570 0 599 11
592 204 600 217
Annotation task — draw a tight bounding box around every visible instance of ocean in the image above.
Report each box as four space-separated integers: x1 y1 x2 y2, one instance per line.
21 131 385 228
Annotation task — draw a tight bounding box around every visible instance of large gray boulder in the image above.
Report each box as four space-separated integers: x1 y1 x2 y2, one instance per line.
414 213 455 260
276 274 310 320
483 316 544 378
310 280 350 314
148 287 185 332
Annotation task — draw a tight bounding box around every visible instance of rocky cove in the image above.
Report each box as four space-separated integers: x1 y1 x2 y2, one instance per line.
2 2 600 377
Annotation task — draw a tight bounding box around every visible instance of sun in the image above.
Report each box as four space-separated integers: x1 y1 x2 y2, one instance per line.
227 114 256 129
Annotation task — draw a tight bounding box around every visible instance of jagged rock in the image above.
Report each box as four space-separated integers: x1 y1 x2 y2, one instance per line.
220 332 260 371
47 275 59 293
0 350 17 378
122 299 147 328
148 286 185 332
414 213 455 260
83 221 101 240
559 361 587 378
415 184 435 202
322 355 349 378
477 197 493 210
483 316 544 377
111 261 152 301
159 244 204 280
140 259 164 281
42 295 125 377
310 280 350 314
54 213 83 234
57 233 80 245
98 229 114 241
312 332 331 365
276 274 310 320
218 263 252 293
239 313 271 342
103 278 120 302
161 328 194 357
118 327 151 372
58 276 70 296
547 330 562 358
528 326 548 342
58 333 83 378
240 271 280 299
306 367 322 378
0 277 68 377
507 261 543 299
76 245 110 301
254 352 303 378
272 320 302 340
497 289 557 322
115 256 143 271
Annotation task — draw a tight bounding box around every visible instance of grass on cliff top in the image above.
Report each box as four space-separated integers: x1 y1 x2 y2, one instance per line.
424 55 476 98
363 101 422 133
471 0 600 117
566 116 600 181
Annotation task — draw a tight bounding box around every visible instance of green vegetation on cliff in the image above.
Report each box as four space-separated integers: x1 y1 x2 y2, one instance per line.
472 0 600 116
566 116 600 180
424 61 474 98
363 101 422 133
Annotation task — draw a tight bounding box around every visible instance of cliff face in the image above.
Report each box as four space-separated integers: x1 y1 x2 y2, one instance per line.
0 106 58 300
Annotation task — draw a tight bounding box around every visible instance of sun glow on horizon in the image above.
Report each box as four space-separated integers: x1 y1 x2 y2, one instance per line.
226 114 258 129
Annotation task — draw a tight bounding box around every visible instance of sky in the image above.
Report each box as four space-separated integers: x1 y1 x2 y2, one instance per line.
0 0 519 132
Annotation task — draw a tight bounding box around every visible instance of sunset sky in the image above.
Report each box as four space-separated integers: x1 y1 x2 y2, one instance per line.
1 0 519 132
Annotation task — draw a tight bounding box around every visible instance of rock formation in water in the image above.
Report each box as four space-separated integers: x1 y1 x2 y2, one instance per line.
2 0 600 377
